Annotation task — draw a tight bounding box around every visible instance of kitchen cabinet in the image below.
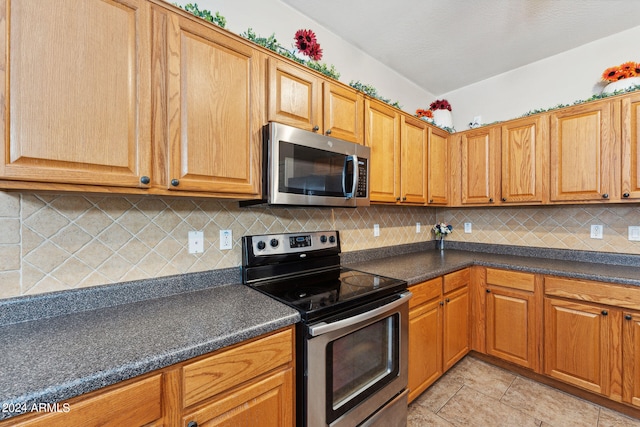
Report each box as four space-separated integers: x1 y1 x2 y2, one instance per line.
365 99 401 203
500 115 549 204
0 0 152 189
459 126 501 205
485 268 541 371
0 327 295 427
365 100 428 204
407 269 470 403
426 127 451 205
549 98 617 202
155 4 263 195
623 310 640 408
268 58 363 144
621 91 640 201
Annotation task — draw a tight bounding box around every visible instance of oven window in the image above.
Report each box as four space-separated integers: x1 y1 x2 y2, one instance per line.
327 314 399 422
278 141 349 197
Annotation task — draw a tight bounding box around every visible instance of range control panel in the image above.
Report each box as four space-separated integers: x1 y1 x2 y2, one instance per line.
248 230 339 256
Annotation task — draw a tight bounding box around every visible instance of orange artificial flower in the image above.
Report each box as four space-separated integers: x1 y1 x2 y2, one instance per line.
601 61 640 82
416 109 433 118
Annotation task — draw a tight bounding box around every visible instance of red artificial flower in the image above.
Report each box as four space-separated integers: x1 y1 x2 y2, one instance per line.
295 29 317 56
308 43 323 61
430 99 452 111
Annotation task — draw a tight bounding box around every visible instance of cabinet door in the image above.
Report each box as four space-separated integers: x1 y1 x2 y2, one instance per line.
621 92 640 201
442 285 470 370
623 311 640 408
501 115 548 204
549 100 614 202
164 13 262 195
0 0 151 188
408 300 442 403
460 127 500 205
427 127 450 205
400 116 428 204
323 83 363 144
365 99 400 203
268 58 322 133
183 368 294 427
486 287 536 369
544 297 612 395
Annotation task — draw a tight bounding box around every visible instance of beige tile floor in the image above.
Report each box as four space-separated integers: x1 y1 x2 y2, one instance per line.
408 355 640 427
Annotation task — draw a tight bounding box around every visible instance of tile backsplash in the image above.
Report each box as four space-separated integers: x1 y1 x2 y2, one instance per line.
1 191 639 300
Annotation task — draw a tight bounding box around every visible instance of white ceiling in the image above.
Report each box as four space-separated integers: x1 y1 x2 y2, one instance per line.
280 0 640 95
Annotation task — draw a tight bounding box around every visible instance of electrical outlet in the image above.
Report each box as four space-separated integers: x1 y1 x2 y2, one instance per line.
590 225 604 239
629 226 640 241
373 224 380 237
219 229 232 250
416 222 421 233
188 231 204 254
464 222 472 233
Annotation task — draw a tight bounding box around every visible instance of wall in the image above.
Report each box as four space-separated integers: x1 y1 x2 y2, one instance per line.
174 0 435 115
442 25 640 130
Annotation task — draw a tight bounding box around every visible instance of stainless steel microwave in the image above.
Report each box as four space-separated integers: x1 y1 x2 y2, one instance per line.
259 122 370 207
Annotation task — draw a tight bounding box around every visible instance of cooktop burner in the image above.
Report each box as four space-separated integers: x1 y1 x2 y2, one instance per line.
241 231 407 322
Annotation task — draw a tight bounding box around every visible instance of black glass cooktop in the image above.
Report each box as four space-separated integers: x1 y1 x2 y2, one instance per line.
251 267 407 322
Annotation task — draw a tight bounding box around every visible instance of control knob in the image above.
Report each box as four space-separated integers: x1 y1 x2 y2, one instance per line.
320 235 327 243
270 238 279 248
329 235 336 244
256 241 266 250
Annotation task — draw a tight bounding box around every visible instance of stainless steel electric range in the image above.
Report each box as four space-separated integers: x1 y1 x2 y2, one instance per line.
242 230 410 427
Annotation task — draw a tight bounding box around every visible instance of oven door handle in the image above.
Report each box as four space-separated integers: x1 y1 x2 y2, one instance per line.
308 291 412 337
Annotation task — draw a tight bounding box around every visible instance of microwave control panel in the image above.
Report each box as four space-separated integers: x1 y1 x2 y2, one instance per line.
356 158 368 198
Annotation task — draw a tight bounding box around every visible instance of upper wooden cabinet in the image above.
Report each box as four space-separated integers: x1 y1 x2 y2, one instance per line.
268 58 363 144
460 126 501 205
621 92 640 201
427 127 450 205
0 0 152 189
400 116 428 204
156 6 263 195
365 99 401 203
549 99 617 202
501 115 549 204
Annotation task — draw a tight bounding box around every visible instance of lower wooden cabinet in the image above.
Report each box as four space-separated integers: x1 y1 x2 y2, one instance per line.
0 327 295 427
623 310 640 408
485 268 541 371
408 269 470 403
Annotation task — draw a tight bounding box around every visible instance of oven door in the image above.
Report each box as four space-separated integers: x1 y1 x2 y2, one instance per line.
305 291 410 427
266 122 369 207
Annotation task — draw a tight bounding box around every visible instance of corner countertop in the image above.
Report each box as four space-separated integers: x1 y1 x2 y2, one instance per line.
0 283 299 421
2 244 640 421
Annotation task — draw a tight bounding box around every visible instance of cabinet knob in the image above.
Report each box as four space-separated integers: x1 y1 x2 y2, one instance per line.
489 198 494 203
501 197 507 202
602 193 609 199
601 310 608 316
395 197 401 201
402 197 407 201
140 176 150 185
439 301 444 306
625 314 633 321
623 192 630 198
325 129 332 135
429 199 434 203
187 422 198 427
445 298 450 303
312 125 319 132
486 289 491 293
171 179 180 187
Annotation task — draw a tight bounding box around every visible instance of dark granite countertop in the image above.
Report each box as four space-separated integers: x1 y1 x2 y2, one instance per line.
2 242 640 421
0 282 299 421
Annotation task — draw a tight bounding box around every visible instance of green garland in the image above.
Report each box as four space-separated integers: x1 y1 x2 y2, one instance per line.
176 3 226 28
349 81 402 109
240 28 340 80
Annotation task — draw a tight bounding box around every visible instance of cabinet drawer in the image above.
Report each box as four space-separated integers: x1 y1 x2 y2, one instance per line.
544 276 640 311
5 374 162 427
486 268 535 292
409 278 441 309
444 269 469 294
183 328 293 408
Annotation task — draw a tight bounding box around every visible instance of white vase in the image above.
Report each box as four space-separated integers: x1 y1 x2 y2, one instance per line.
432 109 453 128
602 76 640 94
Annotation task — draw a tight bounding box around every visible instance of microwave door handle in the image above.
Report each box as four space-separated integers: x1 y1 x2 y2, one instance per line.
342 155 358 200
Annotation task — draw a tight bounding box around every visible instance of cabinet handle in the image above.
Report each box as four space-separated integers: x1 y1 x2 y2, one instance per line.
501 197 506 202
602 193 609 199
312 125 319 132
171 179 180 187
439 301 444 306
429 199 434 203
601 310 608 316
326 129 332 135
625 314 633 320
445 298 450 303
402 197 407 201
140 176 150 185
486 289 491 293
489 198 494 203
187 422 198 427
395 197 401 201
623 192 630 198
